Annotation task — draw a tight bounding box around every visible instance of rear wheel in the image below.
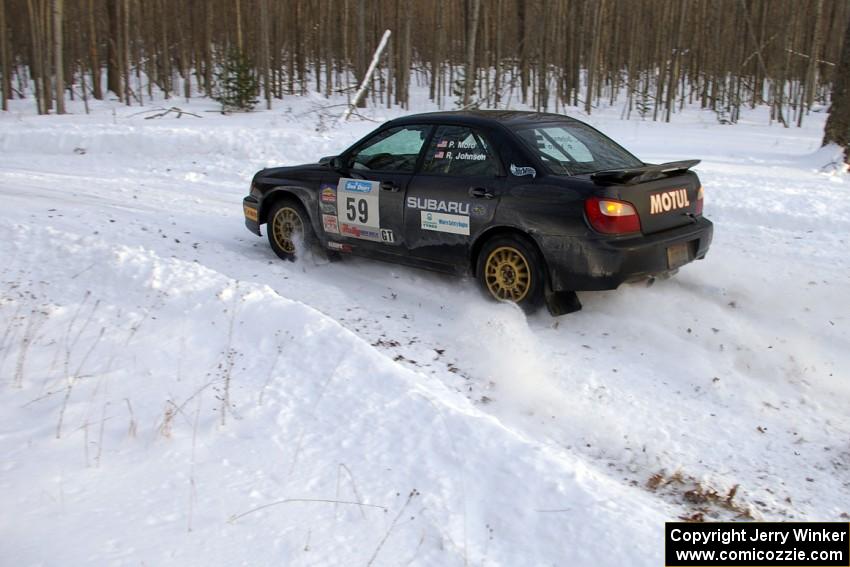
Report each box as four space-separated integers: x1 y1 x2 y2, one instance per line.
476 235 546 311
267 200 314 261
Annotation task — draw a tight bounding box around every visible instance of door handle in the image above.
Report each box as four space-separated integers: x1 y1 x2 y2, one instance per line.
380 181 399 192
469 187 494 199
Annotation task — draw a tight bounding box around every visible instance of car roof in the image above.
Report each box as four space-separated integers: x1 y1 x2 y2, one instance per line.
385 110 580 129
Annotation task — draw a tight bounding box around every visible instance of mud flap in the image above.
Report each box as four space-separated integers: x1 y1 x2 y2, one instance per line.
545 290 582 316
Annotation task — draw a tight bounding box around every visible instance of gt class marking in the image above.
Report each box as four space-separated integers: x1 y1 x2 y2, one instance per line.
406 197 470 215
650 188 690 214
421 211 470 235
380 229 395 243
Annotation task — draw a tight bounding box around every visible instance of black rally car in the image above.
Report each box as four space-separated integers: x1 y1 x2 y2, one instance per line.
243 111 713 314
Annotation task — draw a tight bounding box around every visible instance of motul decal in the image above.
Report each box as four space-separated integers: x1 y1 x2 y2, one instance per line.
650 189 690 214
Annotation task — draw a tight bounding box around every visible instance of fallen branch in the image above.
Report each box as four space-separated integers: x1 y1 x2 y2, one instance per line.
228 497 387 523
129 106 202 119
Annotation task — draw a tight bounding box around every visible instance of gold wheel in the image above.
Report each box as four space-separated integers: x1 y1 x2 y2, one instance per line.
484 246 532 302
271 206 304 255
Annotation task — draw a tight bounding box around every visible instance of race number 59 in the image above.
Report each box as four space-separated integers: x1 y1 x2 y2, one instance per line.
345 196 369 224
337 178 380 230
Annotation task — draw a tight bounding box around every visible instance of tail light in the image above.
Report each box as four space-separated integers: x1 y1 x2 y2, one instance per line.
695 186 704 216
584 196 641 235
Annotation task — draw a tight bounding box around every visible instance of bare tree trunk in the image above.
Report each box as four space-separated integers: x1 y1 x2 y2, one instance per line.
322 0 330 96
0 0 9 110
342 29 391 121
493 0 496 108
260 0 271 109
160 0 169 98
43 0 53 112
804 0 825 113
517 0 528 103
235 0 243 53
52 0 64 113
106 0 121 99
463 0 480 107
585 0 603 114
204 0 212 95
26 0 45 113
429 1 443 103
665 0 686 122
122 0 130 105
87 0 101 99
355 0 366 106
823 13 850 164
538 1 551 111
400 0 411 108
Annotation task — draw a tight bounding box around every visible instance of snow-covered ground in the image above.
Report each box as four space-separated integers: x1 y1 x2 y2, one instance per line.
1 93 848 566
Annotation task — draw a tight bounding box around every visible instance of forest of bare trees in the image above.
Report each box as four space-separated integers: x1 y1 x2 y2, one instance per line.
0 0 848 130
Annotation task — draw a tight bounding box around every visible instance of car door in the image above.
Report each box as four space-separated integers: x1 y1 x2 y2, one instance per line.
403 124 504 265
320 124 431 254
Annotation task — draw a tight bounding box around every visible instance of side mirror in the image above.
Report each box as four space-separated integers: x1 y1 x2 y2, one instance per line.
331 156 346 171
318 155 334 166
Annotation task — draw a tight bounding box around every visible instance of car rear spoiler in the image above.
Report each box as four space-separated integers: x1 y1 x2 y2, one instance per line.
590 159 701 185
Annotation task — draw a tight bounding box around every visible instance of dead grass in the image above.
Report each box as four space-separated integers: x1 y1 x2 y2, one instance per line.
646 469 754 521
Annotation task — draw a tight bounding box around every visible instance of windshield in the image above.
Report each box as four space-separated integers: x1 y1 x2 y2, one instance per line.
516 122 643 175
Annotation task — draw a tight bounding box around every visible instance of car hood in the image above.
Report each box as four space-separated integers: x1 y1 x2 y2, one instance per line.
257 163 326 180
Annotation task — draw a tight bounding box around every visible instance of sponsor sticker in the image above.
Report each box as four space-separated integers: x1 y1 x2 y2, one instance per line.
344 179 374 194
340 222 382 242
320 184 337 203
322 214 339 234
650 188 690 214
406 197 470 215
327 241 352 252
320 202 337 214
510 164 537 178
420 211 470 236
243 205 258 222
380 229 395 243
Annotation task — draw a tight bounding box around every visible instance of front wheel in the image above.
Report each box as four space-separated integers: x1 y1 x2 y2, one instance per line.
476 235 546 312
267 200 314 261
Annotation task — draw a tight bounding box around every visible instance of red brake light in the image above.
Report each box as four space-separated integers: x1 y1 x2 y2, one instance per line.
584 196 641 235
695 186 704 216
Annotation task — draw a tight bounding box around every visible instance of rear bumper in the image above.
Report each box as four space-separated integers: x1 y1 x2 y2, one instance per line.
540 217 714 291
243 196 261 236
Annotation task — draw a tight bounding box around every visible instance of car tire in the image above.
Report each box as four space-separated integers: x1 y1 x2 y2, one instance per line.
476 234 546 312
267 199 315 261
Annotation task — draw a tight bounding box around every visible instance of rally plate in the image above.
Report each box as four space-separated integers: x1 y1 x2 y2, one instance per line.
666 243 690 269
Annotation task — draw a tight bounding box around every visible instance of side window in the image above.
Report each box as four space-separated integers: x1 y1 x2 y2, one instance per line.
532 127 594 163
349 125 430 173
422 126 499 176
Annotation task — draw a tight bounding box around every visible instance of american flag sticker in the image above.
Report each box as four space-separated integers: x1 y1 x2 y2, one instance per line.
437 139 448 148
435 151 445 159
